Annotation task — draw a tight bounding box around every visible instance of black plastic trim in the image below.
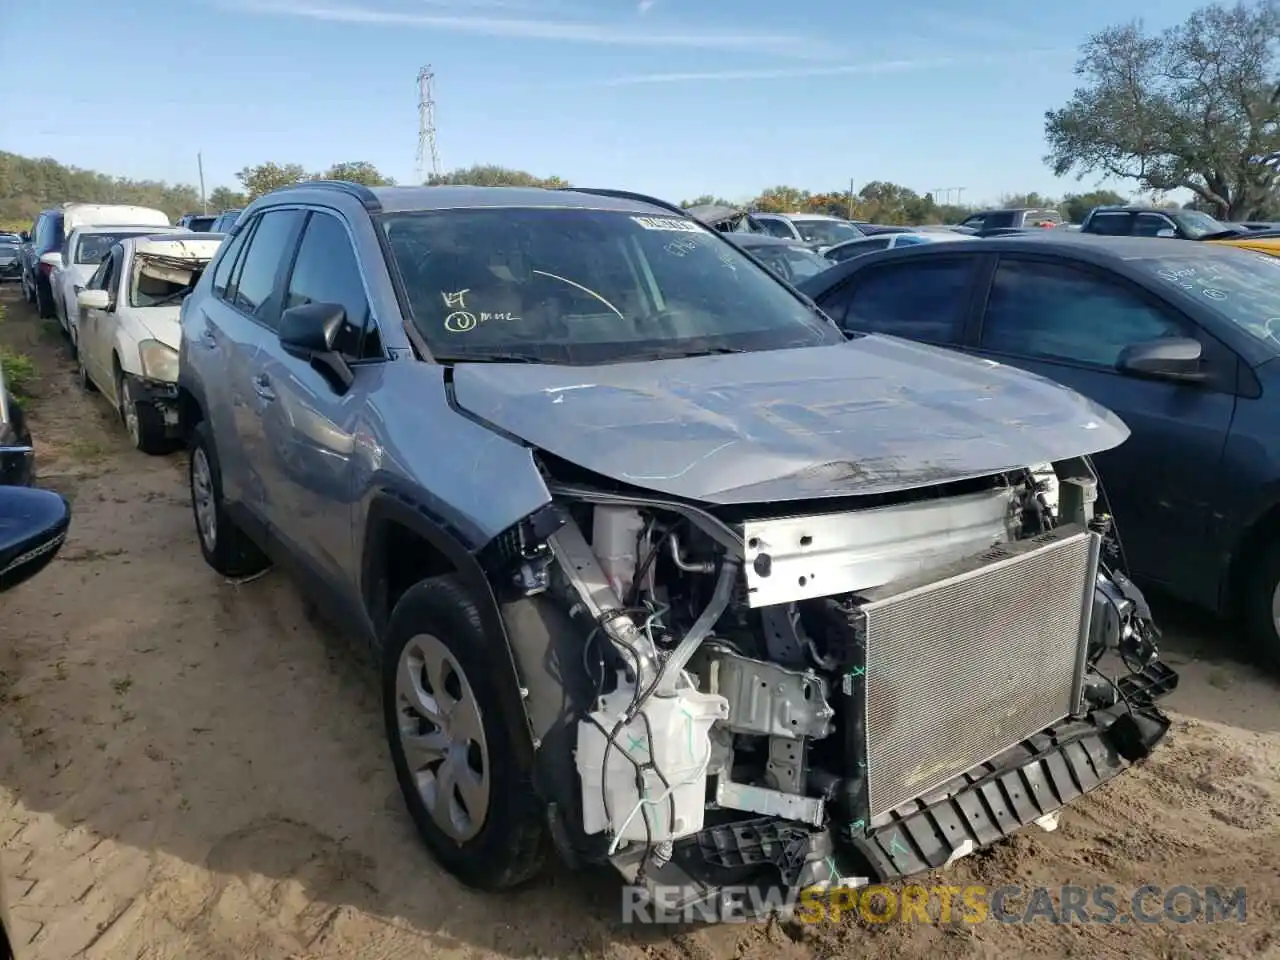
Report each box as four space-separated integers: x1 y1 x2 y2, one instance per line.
274 179 382 212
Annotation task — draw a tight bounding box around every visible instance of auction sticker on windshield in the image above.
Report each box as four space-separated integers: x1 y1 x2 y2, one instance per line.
630 216 706 233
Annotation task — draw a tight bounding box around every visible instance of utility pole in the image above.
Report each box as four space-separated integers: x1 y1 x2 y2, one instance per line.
847 178 855 219
416 65 441 184
197 153 207 213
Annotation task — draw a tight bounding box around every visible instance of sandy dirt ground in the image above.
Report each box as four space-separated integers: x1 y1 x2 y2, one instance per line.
0 284 1278 960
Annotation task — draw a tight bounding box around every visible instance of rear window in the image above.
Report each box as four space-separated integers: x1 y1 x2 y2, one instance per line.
75 231 157 265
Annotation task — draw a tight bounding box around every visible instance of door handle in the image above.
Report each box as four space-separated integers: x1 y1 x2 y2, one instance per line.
252 375 275 401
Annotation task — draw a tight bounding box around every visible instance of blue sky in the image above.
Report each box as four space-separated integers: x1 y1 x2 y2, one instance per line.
3 0 1209 206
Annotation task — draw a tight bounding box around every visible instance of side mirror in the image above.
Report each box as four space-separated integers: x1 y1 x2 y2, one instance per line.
39 252 61 268
1155 228 1177 239
278 302 354 391
19 231 30 242
0 487 70 593
77 289 111 311
1117 337 1204 382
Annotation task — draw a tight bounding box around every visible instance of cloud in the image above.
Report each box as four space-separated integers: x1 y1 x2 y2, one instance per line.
224 0 823 55
594 47 1071 85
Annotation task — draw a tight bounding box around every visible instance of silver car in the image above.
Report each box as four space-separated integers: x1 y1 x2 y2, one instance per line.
175 182 1177 917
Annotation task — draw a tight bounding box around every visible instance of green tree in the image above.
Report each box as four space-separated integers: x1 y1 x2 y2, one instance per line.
0 151 202 223
1045 1 1280 219
323 161 396 186
235 162 314 200
426 164 568 188
681 194 737 208
1059 189 1128 222
207 186 248 211
752 185 812 213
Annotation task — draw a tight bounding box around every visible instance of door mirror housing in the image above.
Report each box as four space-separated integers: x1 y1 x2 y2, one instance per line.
278 302 354 392
19 231 30 242
77 289 111 311
1155 228 1177 239
0 486 70 593
39 252 61 268
1117 337 1205 382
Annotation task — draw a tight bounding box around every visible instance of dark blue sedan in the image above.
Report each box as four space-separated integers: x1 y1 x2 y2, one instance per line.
798 233 1280 668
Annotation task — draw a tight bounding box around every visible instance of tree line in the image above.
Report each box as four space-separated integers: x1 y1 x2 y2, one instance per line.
2 1 1276 229
0 151 1131 233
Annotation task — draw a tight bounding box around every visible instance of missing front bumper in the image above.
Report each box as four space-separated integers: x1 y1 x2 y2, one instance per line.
612 665 1176 919
124 374 182 438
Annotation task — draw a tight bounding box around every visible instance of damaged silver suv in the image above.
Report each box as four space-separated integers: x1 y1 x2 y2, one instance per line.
176 182 1178 913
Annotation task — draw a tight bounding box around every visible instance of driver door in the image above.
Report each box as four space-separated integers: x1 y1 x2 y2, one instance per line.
80 247 121 393
968 254 1239 589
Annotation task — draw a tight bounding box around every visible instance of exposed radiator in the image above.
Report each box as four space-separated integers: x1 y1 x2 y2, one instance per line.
855 526 1101 819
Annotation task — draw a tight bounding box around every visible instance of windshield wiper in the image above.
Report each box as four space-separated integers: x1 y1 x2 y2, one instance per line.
433 352 540 364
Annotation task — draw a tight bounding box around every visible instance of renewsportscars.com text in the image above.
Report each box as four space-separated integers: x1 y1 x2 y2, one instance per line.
621 883 1248 925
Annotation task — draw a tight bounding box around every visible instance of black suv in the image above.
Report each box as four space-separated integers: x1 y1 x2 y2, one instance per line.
1079 206 1246 241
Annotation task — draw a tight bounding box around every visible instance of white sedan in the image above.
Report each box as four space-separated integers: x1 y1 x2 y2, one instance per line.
47 225 183 344
75 232 223 453
822 230 976 264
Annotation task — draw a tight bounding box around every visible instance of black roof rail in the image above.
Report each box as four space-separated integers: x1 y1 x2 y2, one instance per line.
274 179 381 212
556 187 688 217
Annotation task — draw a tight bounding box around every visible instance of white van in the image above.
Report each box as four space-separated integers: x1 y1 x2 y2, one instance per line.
24 202 170 318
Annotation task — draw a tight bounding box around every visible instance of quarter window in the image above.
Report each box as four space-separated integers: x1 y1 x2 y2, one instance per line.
211 224 250 299
979 259 1187 367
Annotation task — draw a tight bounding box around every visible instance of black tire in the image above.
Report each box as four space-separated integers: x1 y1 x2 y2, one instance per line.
118 375 169 455
188 421 270 578
21 272 34 304
1242 543 1280 673
383 575 548 891
34 277 54 320
74 331 94 392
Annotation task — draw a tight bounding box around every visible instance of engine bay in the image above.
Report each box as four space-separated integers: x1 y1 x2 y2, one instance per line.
488 457 1175 898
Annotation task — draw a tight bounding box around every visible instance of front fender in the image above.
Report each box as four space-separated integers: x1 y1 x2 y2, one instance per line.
361 491 537 766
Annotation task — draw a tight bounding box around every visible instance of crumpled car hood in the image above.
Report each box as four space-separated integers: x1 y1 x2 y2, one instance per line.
450 336 1131 504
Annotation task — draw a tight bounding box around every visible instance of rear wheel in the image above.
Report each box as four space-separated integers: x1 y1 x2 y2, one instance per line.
74 330 95 393
383 575 548 891
189 421 270 578
34 277 54 320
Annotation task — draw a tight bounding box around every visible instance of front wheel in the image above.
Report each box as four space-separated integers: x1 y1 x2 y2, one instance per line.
1243 543 1280 673
383 575 548 891
34 279 54 320
118 376 169 455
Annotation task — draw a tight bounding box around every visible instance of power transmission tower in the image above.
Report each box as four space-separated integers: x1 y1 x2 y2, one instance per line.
416 65 441 184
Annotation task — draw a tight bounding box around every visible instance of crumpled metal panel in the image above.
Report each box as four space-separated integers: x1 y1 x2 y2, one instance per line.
451 337 1130 505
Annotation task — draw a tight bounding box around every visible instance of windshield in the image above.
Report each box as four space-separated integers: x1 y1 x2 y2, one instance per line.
380 208 841 364
75 231 149 265
130 254 209 308
790 219 863 246
1145 251 1280 350
749 244 831 284
1173 210 1230 239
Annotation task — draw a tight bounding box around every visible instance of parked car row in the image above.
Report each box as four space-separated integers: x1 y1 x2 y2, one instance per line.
11 179 1271 931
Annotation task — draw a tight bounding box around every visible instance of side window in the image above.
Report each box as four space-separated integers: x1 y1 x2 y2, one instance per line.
102 247 123 302
86 253 111 291
839 258 977 344
760 218 795 239
1087 213 1132 236
229 210 304 329
828 237 891 263
1133 213 1175 237
979 259 1187 367
211 223 251 299
284 212 382 359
